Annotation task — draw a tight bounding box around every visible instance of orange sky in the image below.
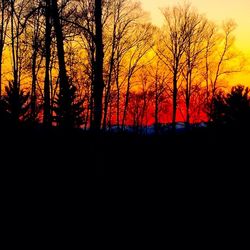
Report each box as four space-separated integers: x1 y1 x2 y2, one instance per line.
141 0 250 86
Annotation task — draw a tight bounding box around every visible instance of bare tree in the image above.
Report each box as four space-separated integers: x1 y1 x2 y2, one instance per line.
72 0 95 127
5 0 30 126
110 0 144 128
51 0 72 128
204 20 238 119
29 1 43 123
102 0 121 130
158 4 191 131
0 0 9 97
102 0 142 130
92 0 105 131
8 0 31 90
68 0 105 130
121 23 153 129
43 0 52 127
10 0 19 90
203 21 217 104
0 0 245 131
148 60 169 131
211 20 237 97
181 10 208 126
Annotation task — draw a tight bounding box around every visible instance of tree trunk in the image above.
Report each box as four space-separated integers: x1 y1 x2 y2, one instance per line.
31 43 37 121
102 19 117 130
43 0 51 127
51 0 71 128
108 97 112 130
89 44 95 128
154 79 159 132
102 53 115 131
10 0 19 126
185 72 191 127
116 86 120 127
31 14 40 122
0 2 4 98
172 74 178 132
122 76 131 129
91 0 104 131
115 61 120 128
11 0 17 89
186 97 190 125
0 48 2 98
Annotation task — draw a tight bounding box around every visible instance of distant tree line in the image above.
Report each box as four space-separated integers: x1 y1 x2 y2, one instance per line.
0 0 246 131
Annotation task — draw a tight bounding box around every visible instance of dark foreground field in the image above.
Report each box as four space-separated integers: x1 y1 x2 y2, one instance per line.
0 126 249 207
1 127 249 232
1 126 249 179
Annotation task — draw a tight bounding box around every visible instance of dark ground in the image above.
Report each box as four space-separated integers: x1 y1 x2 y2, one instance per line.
1 127 248 237
1 126 249 204
1 126 249 179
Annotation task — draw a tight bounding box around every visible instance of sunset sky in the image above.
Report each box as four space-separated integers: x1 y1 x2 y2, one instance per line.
141 0 250 85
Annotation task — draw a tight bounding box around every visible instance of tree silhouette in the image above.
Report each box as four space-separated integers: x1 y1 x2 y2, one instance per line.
210 85 250 128
0 0 9 98
43 0 52 127
92 0 105 131
158 4 192 132
53 84 84 129
51 0 72 128
0 1 246 132
226 85 250 127
1 81 30 127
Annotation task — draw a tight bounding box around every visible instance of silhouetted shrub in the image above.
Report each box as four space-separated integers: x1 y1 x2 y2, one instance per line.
210 85 250 128
53 84 84 128
1 81 30 128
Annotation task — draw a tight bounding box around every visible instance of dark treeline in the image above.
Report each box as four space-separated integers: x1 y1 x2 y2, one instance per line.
1 1 249 225
0 0 245 131
0 0 249 179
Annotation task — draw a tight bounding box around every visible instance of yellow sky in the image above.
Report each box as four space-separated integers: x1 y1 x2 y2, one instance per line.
141 0 250 85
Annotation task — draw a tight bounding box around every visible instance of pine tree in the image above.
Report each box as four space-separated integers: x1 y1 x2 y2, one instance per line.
2 81 30 127
210 85 250 128
53 84 84 129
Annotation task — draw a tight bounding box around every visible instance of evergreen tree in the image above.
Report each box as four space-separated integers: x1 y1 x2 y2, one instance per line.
1 81 30 127
210 85 250 128
53 84 84 129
